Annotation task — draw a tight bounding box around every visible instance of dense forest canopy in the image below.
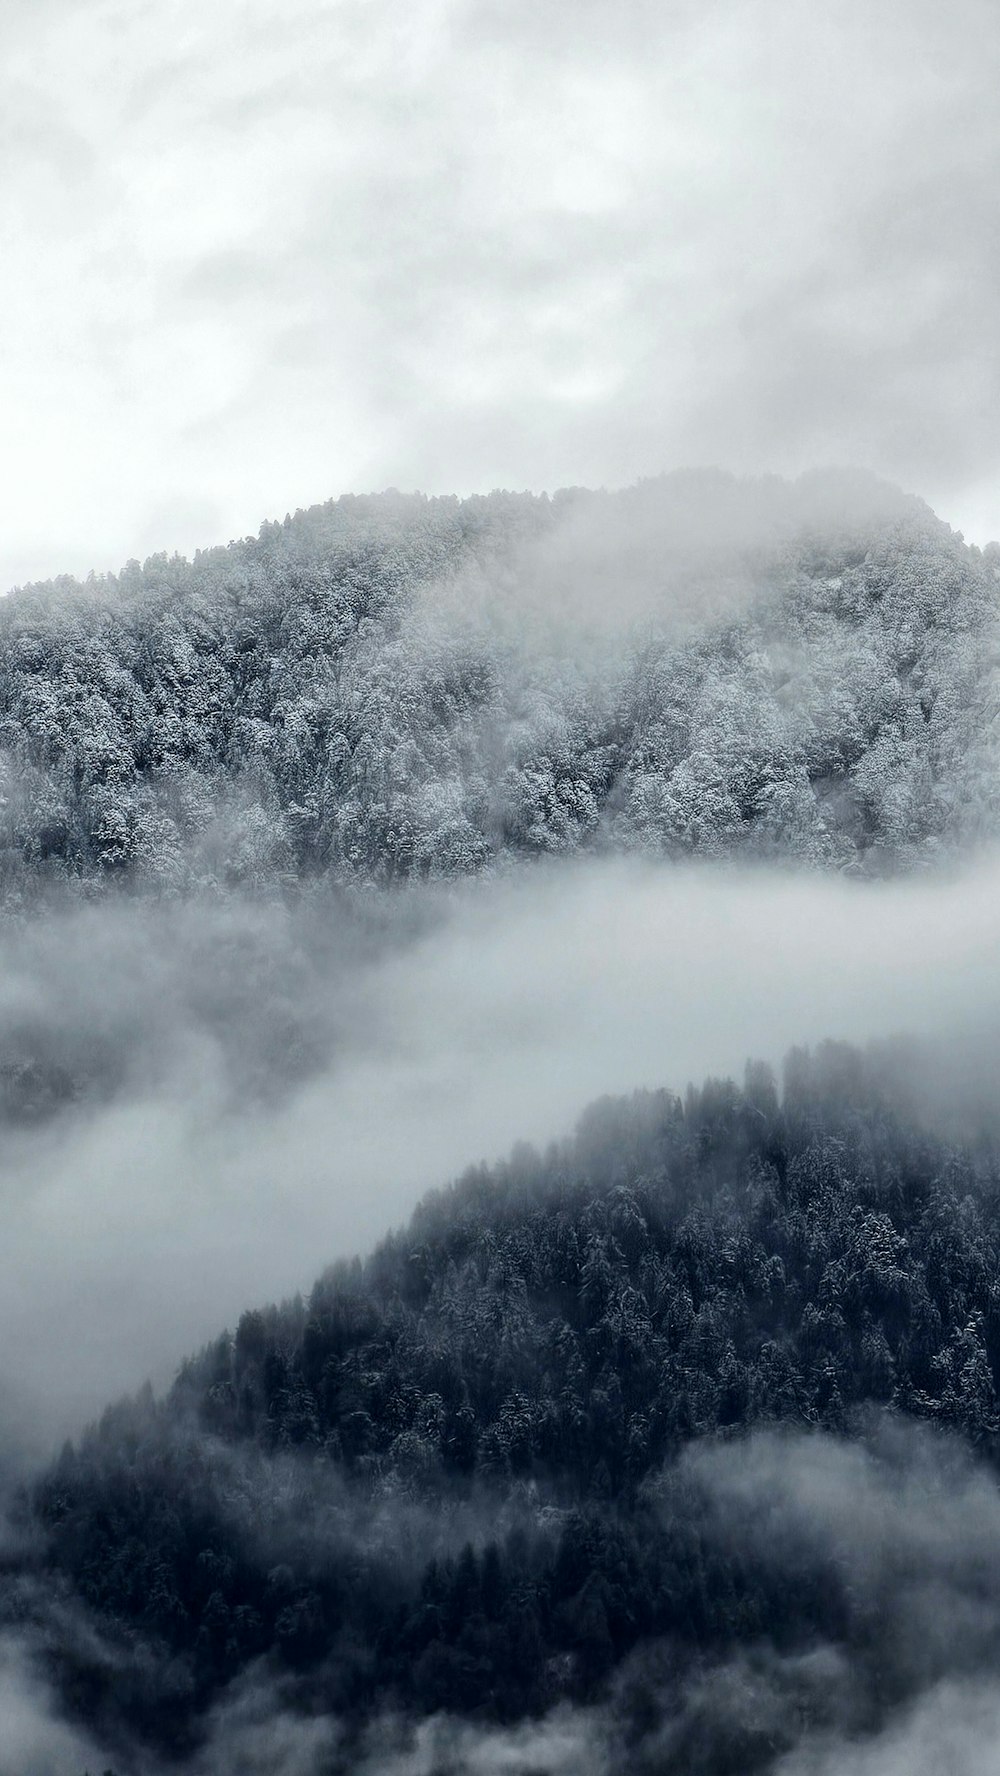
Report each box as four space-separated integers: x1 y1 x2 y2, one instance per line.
0 468 998 901
12 1041 1000 1773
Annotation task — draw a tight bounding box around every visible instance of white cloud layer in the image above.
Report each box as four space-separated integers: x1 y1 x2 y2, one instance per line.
1 0 998 589
4 854 1000 1460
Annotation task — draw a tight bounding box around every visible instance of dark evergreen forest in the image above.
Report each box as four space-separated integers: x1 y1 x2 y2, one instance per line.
14 1041 1000 1773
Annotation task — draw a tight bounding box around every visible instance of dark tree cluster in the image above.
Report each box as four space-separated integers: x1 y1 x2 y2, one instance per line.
27 1041 1000 1759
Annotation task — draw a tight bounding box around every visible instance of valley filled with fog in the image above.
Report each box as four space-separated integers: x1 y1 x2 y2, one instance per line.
0 473 999 1775
3 851 1000 1460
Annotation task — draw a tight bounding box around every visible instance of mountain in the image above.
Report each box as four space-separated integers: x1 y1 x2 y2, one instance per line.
0 469 997 904
15 1040 1000 1772
5 472 1000 1775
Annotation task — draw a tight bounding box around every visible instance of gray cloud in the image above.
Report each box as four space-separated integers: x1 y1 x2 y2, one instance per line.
678 1424 1000 1684
1 0 998 590
778 1683 1000 1776
0 1632 108 1776
672 1421 1000 1776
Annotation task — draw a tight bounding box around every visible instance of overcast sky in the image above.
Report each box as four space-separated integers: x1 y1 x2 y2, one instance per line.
2 0 998 590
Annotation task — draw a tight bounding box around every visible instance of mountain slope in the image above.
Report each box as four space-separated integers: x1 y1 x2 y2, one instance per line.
0 470 997 900
20 1041 1000 1768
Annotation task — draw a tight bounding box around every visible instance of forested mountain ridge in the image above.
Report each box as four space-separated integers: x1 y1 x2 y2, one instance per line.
21 1042 1000 1769
7 475 1000 1773
2 468 998 899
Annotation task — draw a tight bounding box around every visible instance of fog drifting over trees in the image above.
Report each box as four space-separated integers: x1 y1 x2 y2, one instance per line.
3 472 1000 1773
2 470 998 895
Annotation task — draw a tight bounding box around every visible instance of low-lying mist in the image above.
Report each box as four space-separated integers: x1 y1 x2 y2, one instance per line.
12 1420 1000 1775
2 852 1000 1461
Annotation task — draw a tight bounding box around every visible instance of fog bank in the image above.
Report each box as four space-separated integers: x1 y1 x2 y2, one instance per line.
3 853 1000 1453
